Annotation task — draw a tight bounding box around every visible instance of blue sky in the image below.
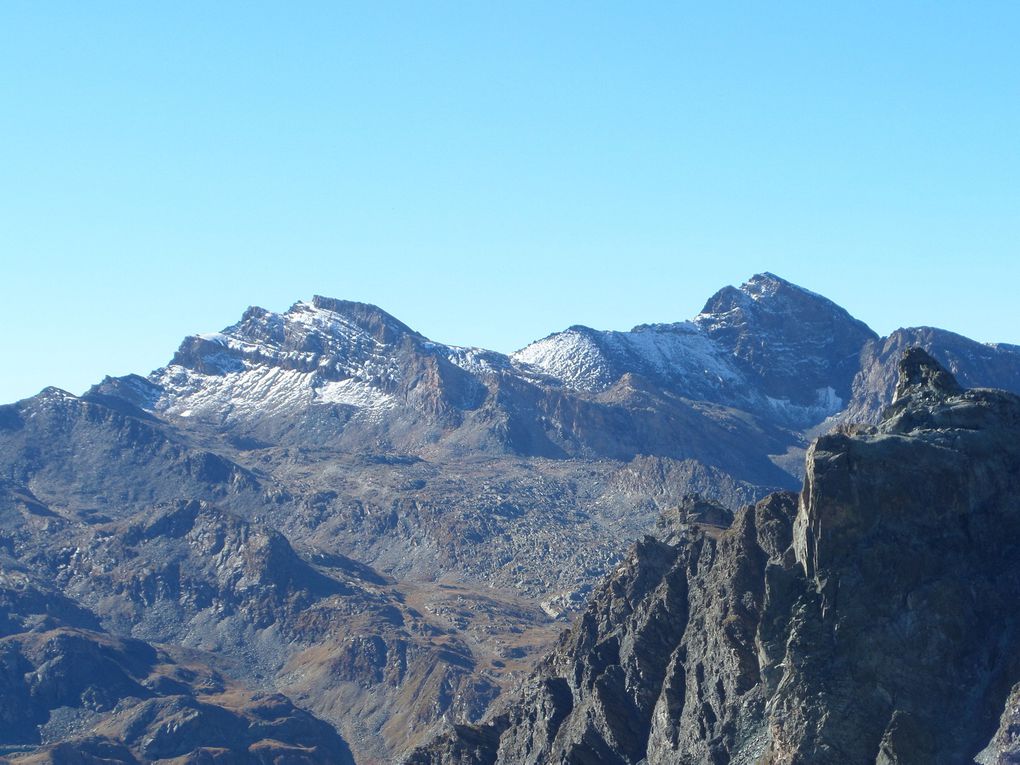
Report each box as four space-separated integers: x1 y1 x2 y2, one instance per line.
2 2 1018 403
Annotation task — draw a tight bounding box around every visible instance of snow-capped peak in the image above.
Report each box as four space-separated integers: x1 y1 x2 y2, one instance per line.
126 297 434 425
97 296 512 427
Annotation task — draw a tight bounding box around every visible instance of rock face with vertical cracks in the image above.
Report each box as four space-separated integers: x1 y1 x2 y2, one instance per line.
409 349 1020 764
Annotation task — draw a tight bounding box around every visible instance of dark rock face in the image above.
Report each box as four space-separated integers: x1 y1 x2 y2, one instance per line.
892 345 963 402
495 533 692 764
412 350 1020 764
980 683 1020 764
768 365 1020 764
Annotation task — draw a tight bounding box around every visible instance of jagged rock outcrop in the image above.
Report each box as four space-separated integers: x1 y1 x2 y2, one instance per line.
978 682 1020 764
840 326 1020 424
411 350 1020 764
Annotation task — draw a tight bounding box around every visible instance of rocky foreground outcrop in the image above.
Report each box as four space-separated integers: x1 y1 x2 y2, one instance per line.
410 349 1020 764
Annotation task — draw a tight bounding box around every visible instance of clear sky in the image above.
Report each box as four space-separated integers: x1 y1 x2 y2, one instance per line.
2 2 1018 404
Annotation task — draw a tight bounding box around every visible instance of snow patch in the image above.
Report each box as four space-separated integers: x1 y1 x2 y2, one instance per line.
765 386 844 425
512 330 614 392
316 378 396 410
512 322 745 397
153 363 395 424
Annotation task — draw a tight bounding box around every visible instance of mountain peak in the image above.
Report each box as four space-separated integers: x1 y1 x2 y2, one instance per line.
696 273 874 331
746 270 789 288
162 296 425 383
700 272 828 314
292 296 424 345
695 274 878 405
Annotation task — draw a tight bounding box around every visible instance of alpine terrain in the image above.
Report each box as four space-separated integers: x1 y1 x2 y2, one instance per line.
3 273 1020 763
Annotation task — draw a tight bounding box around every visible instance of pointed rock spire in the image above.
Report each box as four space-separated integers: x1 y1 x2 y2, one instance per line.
892 347 962 404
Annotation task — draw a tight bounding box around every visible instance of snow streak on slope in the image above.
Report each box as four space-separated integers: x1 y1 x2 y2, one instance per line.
158 366 398 421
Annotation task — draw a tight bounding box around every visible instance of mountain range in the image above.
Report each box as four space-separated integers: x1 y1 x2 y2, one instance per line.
3 272 1020 763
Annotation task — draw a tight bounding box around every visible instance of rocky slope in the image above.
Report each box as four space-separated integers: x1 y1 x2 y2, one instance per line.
0 572 355 764
0 484 557 764
410 350 1020 764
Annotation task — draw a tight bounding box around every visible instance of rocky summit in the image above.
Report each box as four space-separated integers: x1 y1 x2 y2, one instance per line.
4 274 1020 763
410 349 1020 764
